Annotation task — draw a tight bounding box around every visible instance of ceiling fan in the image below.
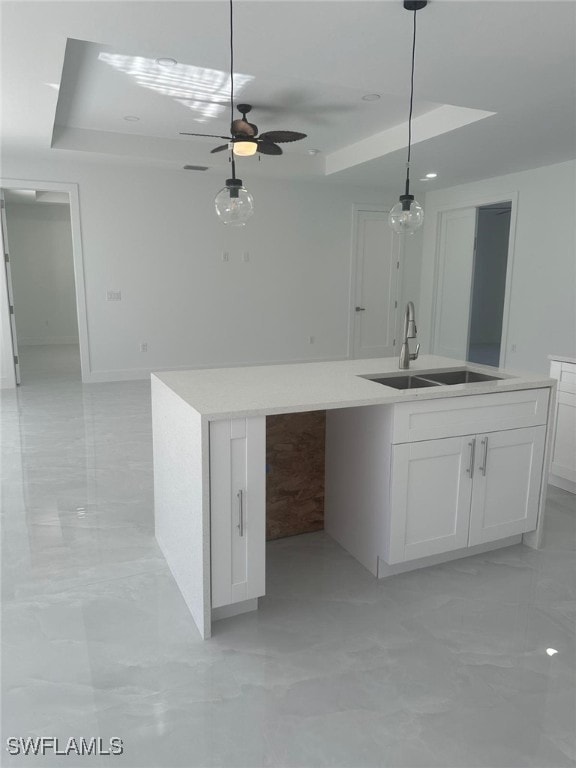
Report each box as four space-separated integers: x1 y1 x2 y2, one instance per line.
180 103 307 157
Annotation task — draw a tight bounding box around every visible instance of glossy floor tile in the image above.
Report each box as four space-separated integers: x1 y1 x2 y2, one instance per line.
2 346 575 767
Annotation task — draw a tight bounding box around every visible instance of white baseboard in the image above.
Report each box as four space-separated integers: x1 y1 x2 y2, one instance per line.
212 598 259 622
19 337 79 346
377 535 522 578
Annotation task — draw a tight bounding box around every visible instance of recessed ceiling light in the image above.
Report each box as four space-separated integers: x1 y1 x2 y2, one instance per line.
123 115 140 122
546 648 559 656
425 172 438 178
362 93 381 102
308 149 321 155
156 57 177 67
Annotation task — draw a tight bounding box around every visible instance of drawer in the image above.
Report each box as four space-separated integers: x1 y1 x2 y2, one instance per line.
392 388 550 443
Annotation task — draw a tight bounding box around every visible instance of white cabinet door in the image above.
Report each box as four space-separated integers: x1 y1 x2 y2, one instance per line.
210 417 266 609
468 426 545 546
550 392 576 483
389 436 474 563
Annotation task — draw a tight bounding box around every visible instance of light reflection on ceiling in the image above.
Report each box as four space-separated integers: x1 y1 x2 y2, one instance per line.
98 53 253 123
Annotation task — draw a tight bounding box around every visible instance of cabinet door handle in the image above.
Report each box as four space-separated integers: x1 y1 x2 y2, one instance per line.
480 437 489 476
466 439 476 478
237 490 244 537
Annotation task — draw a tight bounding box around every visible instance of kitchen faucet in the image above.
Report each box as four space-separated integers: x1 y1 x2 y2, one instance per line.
399 301 420 369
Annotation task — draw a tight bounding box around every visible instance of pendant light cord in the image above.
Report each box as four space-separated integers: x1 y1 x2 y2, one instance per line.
229 0 234 127
405 8 417 195
229 0 237 180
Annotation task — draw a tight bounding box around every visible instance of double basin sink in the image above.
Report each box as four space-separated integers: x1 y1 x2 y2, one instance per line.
362 369 505 390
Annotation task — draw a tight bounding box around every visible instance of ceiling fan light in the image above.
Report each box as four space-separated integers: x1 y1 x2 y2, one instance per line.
233 140 258 157
389 197 424 235
214 180 254 226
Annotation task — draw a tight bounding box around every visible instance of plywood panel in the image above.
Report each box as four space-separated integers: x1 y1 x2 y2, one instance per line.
266 412 325 539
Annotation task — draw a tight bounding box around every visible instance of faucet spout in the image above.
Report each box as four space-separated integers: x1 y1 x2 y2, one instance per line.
399 301 420 369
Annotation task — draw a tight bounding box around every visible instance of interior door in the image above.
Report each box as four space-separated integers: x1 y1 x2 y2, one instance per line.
352 209 399 359
432 207 477 359
0 191 20 385
468 426 546 546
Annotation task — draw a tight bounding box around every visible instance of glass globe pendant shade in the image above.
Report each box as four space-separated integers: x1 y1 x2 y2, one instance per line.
388 194 424 235
233 140 258 157
214 178 254 226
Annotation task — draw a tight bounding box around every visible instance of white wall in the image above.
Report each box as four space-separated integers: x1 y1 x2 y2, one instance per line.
5 201 78 346
1 153 393 380
419 160 576 374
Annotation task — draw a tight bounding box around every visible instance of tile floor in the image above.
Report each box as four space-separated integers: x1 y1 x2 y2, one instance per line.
1 346 575 767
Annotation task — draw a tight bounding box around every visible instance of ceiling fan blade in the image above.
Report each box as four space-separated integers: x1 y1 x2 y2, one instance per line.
259 131 307 144
210 145 230 154
257 141 283 156
180 132 232 140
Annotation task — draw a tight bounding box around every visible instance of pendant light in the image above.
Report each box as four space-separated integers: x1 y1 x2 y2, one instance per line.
388 0 427 235
214 156 255 226
214 0 254 226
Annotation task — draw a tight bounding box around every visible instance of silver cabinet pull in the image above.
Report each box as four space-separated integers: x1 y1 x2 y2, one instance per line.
480 437 489 476
237 490 244 537
466 439 476 478
355 306 366 312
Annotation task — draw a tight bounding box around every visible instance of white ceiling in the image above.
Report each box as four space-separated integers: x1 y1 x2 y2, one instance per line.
1 1 575 194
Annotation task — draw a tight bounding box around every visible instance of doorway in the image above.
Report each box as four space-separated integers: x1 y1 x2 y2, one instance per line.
468 202 511 366
431 198 514 367
350 206 399 359
1 188 80 383
0 181 88 386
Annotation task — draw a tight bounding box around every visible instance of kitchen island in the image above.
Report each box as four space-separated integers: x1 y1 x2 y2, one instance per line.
152 355 555 639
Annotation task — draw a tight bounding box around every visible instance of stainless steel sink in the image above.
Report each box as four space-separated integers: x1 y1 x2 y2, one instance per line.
363 375 440 390
424 370 503 385
360 368 505 390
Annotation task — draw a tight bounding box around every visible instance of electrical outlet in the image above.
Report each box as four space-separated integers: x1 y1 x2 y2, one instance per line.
106 290 122 302
308 336 315 344
511 343 517 353
243 251 250 263
139 342 148 353
222 251 230 262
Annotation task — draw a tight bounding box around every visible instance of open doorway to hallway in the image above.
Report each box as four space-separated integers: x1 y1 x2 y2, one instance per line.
2 188 81 384
467 202 512 366
430 197 515 369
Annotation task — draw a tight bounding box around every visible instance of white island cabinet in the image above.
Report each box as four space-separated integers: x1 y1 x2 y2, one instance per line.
152 355 555 639
326 386 550 572
548 355 576 493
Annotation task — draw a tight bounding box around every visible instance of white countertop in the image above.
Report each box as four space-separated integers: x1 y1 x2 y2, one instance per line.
549 354 576 365
152 355 554 420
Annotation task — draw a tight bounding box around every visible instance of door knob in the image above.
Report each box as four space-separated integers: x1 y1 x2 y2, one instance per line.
355 306 366 312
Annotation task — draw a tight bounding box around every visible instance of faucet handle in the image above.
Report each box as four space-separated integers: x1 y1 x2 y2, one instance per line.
410 343 420 361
